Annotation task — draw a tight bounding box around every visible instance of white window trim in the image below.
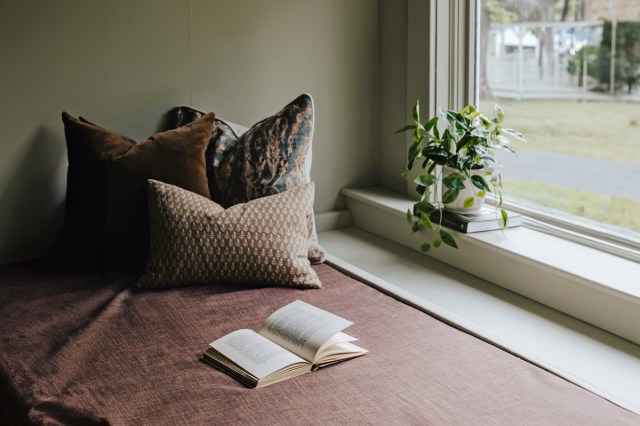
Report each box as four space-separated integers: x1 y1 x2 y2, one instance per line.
406 0 478 198
488 196 640 263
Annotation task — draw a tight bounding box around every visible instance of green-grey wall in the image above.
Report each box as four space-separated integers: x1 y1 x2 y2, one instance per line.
376 0 409 194
0 0 377 264
376 0 432 197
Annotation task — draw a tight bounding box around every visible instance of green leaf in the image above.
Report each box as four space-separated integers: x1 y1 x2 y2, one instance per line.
463 197 474 208
461 104 476 115
412 222 423 233
414 174 437 188
441 137 451 153
457 155 474 171
494 104 505 123
470 175 491 191
412 100 420 123
406 209 413 223
414 201 437 215
413 126 421 142
441 128 451 141
420 243 431 253
477 190 486 198
496 135 511 147
433 239 442 248
442 173 466 189
420 212 434 230
440 230 458 249
438 107 449 123
441 188 460 204
401 167 409 181
456 133 472 151
423 147 449 165
395 124 417 134
498 143 516 155
500 208 509 228
502 128 527 142
424 116 439 132
407 141 422 169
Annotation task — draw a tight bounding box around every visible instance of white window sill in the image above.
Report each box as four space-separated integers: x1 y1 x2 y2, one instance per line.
338 187 640 346
316 225 640 415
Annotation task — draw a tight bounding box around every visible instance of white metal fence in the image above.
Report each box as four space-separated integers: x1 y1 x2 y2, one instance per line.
487 56 576 92
486 20 603 97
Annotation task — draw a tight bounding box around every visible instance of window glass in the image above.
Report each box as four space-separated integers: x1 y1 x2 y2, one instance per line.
479 0 640 237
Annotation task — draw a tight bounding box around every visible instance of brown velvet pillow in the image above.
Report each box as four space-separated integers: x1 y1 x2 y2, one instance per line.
58 112 215 271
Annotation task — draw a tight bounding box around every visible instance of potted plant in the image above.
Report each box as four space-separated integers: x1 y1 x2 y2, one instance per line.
397 100 526 251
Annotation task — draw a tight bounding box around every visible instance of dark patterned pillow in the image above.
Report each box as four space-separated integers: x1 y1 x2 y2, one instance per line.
136 180 321 289
170 94 325 264
173 107 248 201
218 95 313 208
171 95 313 206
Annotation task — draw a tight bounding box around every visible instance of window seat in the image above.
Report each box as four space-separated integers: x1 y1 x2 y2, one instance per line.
336 187 640 345
316 194 640 415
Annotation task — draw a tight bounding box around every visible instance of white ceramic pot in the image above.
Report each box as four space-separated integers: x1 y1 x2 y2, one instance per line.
442 166 490 214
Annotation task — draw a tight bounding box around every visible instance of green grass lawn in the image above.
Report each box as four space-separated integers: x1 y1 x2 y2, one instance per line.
502 178 640 233
478 99 640 233
484 99 640 164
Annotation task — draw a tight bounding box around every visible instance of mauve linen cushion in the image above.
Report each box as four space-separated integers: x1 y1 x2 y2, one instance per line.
170 94 325 264
137 179 321 289
58 112 215 271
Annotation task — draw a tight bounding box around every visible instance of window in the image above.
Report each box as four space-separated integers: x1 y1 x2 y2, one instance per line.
358 0 640 347
478 0 640 259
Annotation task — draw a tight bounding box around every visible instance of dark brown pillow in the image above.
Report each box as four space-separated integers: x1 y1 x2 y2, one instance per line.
58 112 215 271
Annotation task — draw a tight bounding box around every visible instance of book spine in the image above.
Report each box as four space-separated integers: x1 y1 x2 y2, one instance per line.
431 214 469 233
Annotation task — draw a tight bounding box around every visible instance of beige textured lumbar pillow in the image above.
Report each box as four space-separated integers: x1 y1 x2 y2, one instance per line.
136 180 321 289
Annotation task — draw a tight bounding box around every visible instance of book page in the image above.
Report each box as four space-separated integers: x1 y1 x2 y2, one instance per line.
209 329 308 380
315 332 358 360
258 300 353 362
314 341 368 367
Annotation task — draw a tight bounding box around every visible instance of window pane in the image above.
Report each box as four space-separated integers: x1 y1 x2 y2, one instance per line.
479 0 640 237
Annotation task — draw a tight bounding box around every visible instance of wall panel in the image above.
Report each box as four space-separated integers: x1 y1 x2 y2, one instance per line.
0 0 377 264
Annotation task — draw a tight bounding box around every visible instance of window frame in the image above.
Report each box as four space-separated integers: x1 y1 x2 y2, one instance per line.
425 0 640 261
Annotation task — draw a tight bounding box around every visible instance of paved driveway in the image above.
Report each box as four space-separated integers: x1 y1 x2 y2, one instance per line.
496 151 640 202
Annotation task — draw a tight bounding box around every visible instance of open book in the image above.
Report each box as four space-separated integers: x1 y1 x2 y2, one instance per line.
201 300 368 388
